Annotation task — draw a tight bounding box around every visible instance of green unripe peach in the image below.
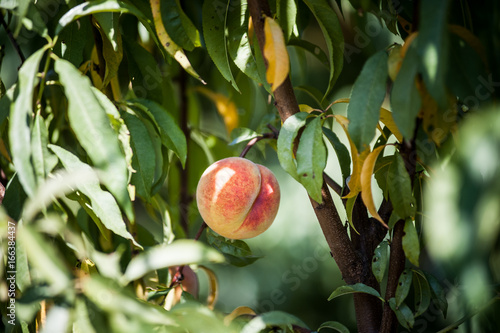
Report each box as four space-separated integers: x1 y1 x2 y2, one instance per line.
196 157 280 239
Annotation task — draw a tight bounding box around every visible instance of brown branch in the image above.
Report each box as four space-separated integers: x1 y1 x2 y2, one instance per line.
323 172 342 196
239 131 276 158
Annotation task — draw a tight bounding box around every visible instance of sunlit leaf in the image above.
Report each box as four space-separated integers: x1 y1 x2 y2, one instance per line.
31 114 58 185
328 283 384 302
402 218 420 267
347 50 388 151
202 0 238 91
151 0 204 83
296 116 326 203
277 112 308 181
54 58 133 221
122 240 225 283
360 145 388 228
224 306 256 326
93 12 123 88
49 145 141 248
263 15 289 92
9 47 47 198
302 0 344 99
395 269 413 307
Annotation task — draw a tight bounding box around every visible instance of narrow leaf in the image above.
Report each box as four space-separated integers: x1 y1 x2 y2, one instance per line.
263 16 290 91
277 112 308 181
224 306 257 326
391 41 421 139
93 12 123 87
277 0 297 42
151 0 204 83
303 0 344 99
122 240 225 283
347 50 388 151
54 58 133 220
379 108 403 142
322 127 351 184
241 311 308 333
206 229 261 267
198 265 219 310
424 272 448 317
360 145 388 228
372 241 388 283
328 283 384 302
202 0 238 91
413 270 431 317
395 269 413 307
318 321 350 333
160 0 201 51
130 99 187 168
387 153 415 219
49 145 141 248
288 38 329 68
195 87 239 135
31 113 58 185
121 110 156 200
9 47 47 198
402 218 420 266
389 298 415 330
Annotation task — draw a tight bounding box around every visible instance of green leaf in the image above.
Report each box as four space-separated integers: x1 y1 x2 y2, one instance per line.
241 311 308 333
418 0 450 108
122 239 225 283
93 11 123 87
129 98 187 168
56 13 91 67
322 127 351 185
296 116 327 203
424 272 448 317
390 41 421 139
9 47 47 198
206 229 262 267
328 283 384 302
395 269 413 307
302 0 344 99
402 218 420 266
226 1 262 83
374 155 394 200
18 225 71 294
389 298 414 330
82 275 176 325
413 270 431 317
229 127 260 146
372 240 388 283
347 50 389 151
49 145 141 248
123 36 165 104
202 0 239 92
31 114 58 185
54 58 132 220
74 298 97 333
160 0 201 51
318 321 350 333
277 112 308 181
121 110 156 200
277 0 297 42
288 39 329 68
387 153 415 219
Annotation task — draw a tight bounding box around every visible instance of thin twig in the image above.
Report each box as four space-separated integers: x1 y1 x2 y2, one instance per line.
239 132 276 158
323 172 342 196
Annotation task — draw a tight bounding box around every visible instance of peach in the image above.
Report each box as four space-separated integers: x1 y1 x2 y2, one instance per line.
196 157 280 239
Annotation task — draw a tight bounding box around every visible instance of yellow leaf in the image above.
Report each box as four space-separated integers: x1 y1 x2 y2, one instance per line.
334 115 369 198
196 87 239 134
380 108 403 142
263 16 289 91
150 0 205 83
361 145 389 229
224 306 256 326
198 265 218 310
299 104 319 113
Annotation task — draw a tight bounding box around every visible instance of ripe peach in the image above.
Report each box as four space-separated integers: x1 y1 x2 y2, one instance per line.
196 157 280 239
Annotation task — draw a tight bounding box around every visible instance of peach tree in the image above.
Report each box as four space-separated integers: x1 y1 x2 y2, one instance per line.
1 0 499 332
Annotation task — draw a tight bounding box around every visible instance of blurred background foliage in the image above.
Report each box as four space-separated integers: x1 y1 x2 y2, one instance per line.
0 0 499 332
